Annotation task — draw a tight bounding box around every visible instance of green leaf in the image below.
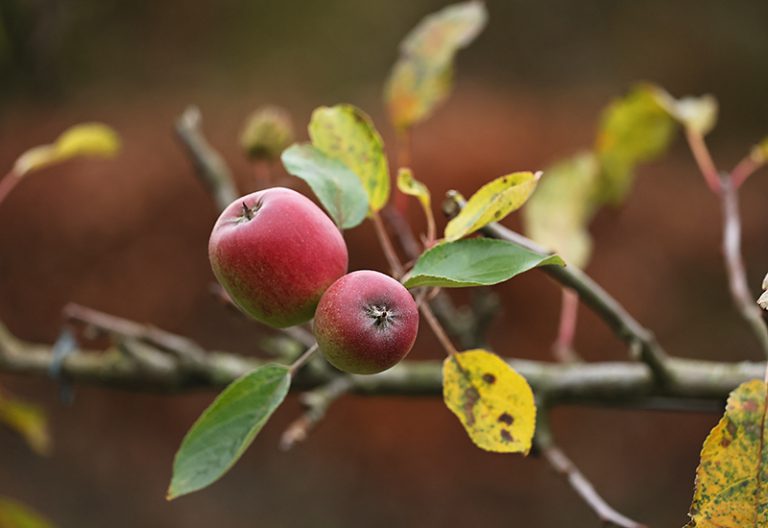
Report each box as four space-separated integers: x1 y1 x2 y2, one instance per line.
385 1 487 130
0 389 51 456
653 88 718 136
168 364 291 500
685 379 768 527
308 105 390 212
522 152 599 268
444 171 541 242
13 123 120 177
281 144 368 229
240 105 294 161
0 497 54 528
595 85 676 203
443 349 536 453
403 238 564 288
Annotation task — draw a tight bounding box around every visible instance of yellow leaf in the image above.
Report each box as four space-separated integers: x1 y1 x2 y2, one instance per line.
308 105 390 212
750 137 768 164
653 88 719 136
0 497 54 528
14 123 120 177
0 389 51 456
685 379 768 527
385 1 487 130
444 171 541 242
523 152 598 268
443 349 536 454
595 85 676 204
240 105 294 161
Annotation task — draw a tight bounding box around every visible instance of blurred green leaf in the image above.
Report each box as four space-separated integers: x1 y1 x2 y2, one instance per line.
523 152 598 268
0 389 51 456
0 497 54 528
240 105 295 161
13 123 120 177
281 144 369 229
385 1 487 130
168 364 291 500
445 171 541 242
595 85 675 203
403 238 564 288
308 105 390 212
653 88 718 136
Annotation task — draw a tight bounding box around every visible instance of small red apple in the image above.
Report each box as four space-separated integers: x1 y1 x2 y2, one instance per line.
209 187 348 328
313 270 419 374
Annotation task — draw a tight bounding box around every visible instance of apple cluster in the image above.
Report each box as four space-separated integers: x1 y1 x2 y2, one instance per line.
209 187 418 374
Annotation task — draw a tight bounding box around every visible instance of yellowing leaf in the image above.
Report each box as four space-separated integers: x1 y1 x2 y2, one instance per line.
308 105 390 212
14 123 120 177
0 390 51 456
595 85 676 204
240 105 294 160
443 349 536 453
444 171 541 242
0 497 54 528
750 137 768 164
523 152 599 268
396 168 434 240
685 379 768 527
653 88 718 136
385 1 487 130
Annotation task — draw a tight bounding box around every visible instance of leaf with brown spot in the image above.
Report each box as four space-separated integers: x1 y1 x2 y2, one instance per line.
685 379 768 527
442 349 536 454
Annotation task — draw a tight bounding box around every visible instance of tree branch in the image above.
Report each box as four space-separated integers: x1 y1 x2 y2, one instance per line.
175 106 238 212
0 321 760 405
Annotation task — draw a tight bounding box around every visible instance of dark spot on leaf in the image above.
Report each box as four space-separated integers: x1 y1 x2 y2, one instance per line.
720 436 732 448
743 400 759 412
726 419 737 438
482 373 496 384
493 210 502 220
500 430 513 443
498 412 514 425
463 387 480 426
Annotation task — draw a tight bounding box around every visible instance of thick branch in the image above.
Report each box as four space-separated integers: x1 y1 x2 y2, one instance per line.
0 323 759 406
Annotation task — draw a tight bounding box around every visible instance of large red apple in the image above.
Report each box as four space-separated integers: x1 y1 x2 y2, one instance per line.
313 270 419 374
209 187 348 328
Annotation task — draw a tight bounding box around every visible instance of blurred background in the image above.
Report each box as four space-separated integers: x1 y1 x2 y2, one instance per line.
1 0 768 526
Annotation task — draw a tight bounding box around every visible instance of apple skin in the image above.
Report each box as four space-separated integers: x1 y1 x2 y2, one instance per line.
313 270 419 374
209 187 348 328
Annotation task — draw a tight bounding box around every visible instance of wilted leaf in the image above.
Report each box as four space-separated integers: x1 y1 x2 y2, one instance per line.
385 1 487 130
445 171 541 242
0 497 54 528
443 349 536 453
281 144 368 229
523 152 598 268
13 123 120 177
685 379 768 527
240 105 294 160
168 364 291 500
595 85 676 203
0 390 51 456
403 238 564 288
653 88 718 136
308 105 390 212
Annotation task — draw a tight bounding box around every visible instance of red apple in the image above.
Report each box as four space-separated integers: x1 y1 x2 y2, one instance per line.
313 270 419 374
209 187 348 328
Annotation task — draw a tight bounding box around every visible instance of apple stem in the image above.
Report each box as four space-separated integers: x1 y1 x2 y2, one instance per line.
241 201 253 220
420 301 458 356
289 343 319 377
371 212 404 278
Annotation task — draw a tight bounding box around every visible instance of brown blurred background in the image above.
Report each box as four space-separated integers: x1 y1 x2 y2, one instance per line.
1 0 768 526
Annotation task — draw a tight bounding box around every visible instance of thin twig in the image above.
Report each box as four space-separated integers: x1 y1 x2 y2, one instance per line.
175 106 239 213
288 343 319 377
371 212 404 278
535 410 647 528
0 170 21 207
420 303 458 356
719 175 768 358
731 153 764 190
685 130 720 194
553 288 581 362
280 376 353 450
